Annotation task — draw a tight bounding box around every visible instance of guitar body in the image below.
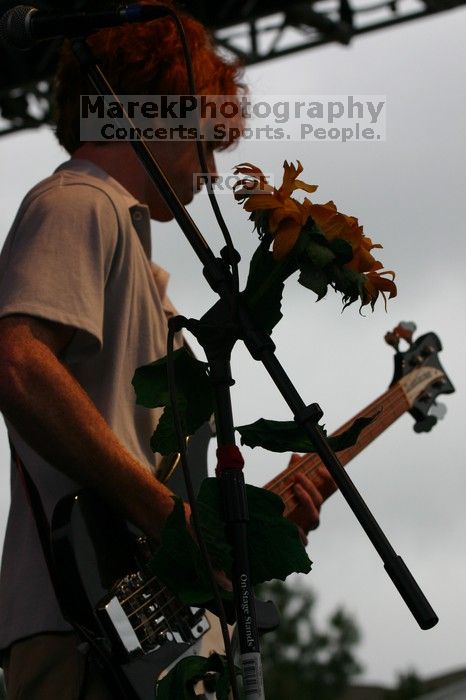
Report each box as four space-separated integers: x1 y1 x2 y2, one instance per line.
51 491 228 699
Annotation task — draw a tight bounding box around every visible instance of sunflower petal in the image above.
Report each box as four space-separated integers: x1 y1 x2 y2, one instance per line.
293 179 319 194
234 162 266 176
272 219 303 260
280 160 305 198
243 194 284 211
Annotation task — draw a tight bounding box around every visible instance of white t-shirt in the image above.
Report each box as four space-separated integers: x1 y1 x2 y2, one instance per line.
0 159 196 650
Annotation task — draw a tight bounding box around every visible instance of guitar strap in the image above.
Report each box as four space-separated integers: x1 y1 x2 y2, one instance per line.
8 439 132 698
8 438 66 614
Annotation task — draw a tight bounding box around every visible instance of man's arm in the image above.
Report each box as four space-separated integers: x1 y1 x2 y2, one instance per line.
0 314 179 541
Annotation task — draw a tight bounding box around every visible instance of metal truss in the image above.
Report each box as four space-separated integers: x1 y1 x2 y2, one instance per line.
211 0 466 65
0 0 465 137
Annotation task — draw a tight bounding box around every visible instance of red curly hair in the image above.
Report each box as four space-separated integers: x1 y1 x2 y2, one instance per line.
53 1 245 154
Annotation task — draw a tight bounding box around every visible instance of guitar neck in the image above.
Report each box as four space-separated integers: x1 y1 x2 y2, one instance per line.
264 381 409 517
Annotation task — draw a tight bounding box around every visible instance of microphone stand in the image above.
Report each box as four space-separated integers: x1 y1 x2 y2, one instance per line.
71 36 438 700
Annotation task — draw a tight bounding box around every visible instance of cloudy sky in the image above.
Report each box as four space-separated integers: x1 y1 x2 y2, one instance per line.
0 5 465 688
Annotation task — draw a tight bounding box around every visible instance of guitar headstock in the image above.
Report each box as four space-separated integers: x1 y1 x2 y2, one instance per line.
386 322 455 433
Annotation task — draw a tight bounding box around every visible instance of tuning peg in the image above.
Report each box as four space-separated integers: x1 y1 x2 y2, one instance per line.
413 415 437 433
386 321 417 348
384 331 400 349
393 321 417 345
429 402 447 420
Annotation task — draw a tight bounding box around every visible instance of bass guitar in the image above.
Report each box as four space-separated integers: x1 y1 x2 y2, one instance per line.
50 323 454 698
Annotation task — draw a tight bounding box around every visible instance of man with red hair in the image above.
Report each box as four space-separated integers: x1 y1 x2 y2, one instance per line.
0 3 328 697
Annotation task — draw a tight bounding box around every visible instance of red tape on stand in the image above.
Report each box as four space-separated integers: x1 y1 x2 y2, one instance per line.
215 444 244 475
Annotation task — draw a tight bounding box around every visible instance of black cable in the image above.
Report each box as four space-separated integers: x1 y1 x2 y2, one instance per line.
74 623 131 700
160 11 243 691
166 323 240 700
164 8 241 309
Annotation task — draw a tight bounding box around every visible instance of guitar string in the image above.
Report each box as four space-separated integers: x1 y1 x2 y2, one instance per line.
120 389 407 638
128 593 185 634
118 577 192 635
269 387 406 510
124 580 211 645
117 568 202 633
117 566 211 643
138 608 187 647
137 615 176 647
132 596 188 634
117 574 162 606
125 586 180 620
115 386 411 636
155 601 179 644
137 596 182 646
137 601 204 649
139 372 440 640
116 570 194 629
274 392 405 508
115 389 405 615
265 386 398 493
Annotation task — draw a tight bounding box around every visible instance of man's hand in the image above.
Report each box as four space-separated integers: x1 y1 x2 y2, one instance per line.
286 453 335 545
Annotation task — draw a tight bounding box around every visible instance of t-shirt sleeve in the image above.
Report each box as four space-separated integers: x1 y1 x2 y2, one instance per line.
0 182 119 356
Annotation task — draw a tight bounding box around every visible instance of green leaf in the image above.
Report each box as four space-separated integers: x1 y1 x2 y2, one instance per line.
331 266 364 305
300 216 324 244
236 414 378 453
306 240 335 268
156 653 231 699
329 238 353 265
245 484 312 583
149 402 186 455
149 479 311 609
132 355 172 409
298 263 329 300
215 661 237 700
148 498 218 604
197 478 233 573
132 348 214 455
242 243 297 335
194 479 312 586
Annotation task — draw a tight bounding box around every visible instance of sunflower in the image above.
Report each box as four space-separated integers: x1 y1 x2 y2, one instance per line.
234 161 317 259
308 200 396 308
235 160 397 310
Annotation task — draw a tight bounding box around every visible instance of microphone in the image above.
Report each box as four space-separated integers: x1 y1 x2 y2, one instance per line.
0 4 172 49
